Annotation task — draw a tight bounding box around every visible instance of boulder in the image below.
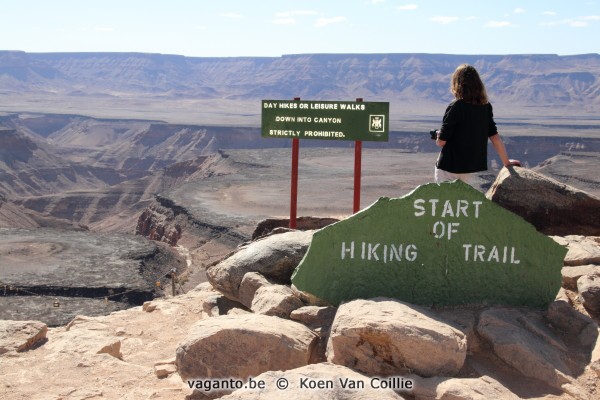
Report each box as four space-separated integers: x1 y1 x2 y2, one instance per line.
291 284 330 307
0 320 47 354
252 217 339 240
250 284 304 319
290 306 337 331
591 359 600 378
435 309 481 354
486 167 600 236
578 275 600 312
202 294 245 317
410 374 518 400
206 230 313 302
291 306 338 363
219 362 404 400
562 265 600 290
552 236 600 266
176 314 318 397
546 293 598 347
326 298 466 377
477 308 572 389
154 359 177 379
238 272 271 309
45 316 123 360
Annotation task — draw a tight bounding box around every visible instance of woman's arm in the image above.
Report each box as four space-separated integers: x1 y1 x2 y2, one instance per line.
489 134 520 167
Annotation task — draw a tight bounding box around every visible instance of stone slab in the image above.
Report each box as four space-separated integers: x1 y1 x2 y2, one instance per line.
292 181 567 307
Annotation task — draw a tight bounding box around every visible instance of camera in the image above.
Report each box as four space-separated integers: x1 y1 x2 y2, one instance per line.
429 130 438 140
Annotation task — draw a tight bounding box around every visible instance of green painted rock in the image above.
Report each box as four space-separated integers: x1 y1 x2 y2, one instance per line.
291 181 567 307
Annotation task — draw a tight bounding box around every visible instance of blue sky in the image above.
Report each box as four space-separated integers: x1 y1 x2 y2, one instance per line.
1 0 599 57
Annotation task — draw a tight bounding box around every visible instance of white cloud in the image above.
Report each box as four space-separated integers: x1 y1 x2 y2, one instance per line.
543 11 557 16
540 16 599 28
273 18 296 25
275 10 318 18
369 0 386 4
274 10 319 25
315 16 347 27
94 27 115 32
539 21 556 26
513 8 526 14
397 4 418 11
486 20 512 28
220 13 243 19
569 20 589 27
430 16 459 24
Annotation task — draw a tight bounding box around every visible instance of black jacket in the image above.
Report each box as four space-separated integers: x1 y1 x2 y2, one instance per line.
436 99 498 173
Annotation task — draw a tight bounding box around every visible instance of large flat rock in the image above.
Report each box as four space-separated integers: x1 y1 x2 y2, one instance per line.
326 298 466 377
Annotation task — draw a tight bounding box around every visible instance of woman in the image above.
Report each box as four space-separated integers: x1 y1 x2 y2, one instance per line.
435 64 520 184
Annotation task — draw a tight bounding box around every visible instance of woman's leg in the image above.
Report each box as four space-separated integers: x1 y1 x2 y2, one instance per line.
434 168 472 184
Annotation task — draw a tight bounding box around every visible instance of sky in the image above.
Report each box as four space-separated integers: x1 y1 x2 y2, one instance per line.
1 0 599 57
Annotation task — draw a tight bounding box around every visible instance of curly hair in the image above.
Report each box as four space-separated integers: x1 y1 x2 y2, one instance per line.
450 64 489 105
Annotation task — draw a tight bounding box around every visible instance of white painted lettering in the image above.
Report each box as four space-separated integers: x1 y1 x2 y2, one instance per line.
414 199 425 217
433 221 445 239
448 222 460 240
441 200 455 218
341 241 354 260
433 221 460 240
383 244 387 263
405 244 418 261
487 246 500 262
473 201 482 218
475 245 486 262
368 243 380 261
389 244 402 262
429 199 439 216
457 200 469 217
339 242 418 263
511 247 520 264
463 244 521 264
463 244 472 261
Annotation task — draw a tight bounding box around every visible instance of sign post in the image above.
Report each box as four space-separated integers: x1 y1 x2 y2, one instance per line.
290 97 301 229
354 98 363 213
261 99 389 228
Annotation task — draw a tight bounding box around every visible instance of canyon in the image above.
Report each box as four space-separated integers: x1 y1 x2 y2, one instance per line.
1 52 599 325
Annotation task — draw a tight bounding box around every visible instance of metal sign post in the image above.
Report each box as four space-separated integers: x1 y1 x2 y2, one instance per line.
290 97 301 229
354 98 363 213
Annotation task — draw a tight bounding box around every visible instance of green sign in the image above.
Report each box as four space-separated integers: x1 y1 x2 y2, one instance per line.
291 181 567 307
261 100 389 141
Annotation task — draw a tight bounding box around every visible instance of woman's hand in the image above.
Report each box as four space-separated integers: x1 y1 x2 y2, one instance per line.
435 132 446 147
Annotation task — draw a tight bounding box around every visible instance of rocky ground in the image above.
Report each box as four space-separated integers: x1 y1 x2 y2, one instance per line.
1 167 600 400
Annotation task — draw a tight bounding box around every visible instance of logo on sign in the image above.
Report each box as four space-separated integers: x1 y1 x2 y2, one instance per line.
369 115 385 133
